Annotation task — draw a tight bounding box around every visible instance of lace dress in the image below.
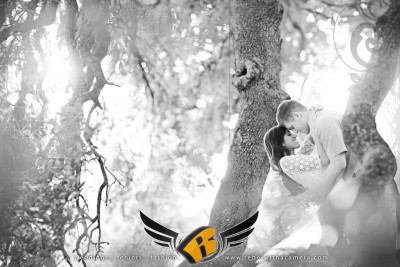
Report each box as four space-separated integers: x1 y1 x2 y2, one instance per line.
279 138 326 191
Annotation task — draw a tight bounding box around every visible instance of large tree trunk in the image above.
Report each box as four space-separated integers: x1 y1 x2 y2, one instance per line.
335 2 400 266
197 0 289 266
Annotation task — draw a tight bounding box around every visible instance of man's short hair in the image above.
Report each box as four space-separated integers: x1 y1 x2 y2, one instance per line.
276 100 307 125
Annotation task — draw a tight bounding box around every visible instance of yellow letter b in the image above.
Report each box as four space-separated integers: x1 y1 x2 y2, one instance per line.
177 227 217 263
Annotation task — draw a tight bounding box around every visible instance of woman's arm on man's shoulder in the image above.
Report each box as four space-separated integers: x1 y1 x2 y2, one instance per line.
297 135 314 155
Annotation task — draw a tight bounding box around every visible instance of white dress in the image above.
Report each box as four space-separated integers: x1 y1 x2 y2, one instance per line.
262 139 326 254
258 138 361 263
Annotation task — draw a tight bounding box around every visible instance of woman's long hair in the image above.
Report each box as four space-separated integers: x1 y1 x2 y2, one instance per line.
263 126 306 196
263 126 291 172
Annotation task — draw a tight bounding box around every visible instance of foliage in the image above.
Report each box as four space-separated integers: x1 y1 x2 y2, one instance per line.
0 0 233 265
0 0 398 266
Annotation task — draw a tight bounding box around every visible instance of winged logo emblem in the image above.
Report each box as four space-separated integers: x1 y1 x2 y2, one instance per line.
139 210 259 264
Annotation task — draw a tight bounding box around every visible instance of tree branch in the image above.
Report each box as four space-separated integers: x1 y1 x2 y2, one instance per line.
321 0 357 8
0 0 60 44
343 0 400 191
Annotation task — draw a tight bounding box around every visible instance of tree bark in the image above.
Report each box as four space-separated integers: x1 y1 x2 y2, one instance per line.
192 0 289 266
337 1 400 266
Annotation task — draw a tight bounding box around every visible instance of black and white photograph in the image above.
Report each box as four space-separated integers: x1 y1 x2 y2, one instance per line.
0 0 399 266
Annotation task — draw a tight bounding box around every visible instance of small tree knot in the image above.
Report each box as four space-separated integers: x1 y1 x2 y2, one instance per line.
359 145 396 192
370 104 379 115
232 58 263 93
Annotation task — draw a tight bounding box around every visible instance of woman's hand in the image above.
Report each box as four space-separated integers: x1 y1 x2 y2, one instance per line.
305 134 314 144
310 104 324 113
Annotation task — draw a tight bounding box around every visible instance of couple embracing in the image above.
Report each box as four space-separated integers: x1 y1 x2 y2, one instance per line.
262 100 362 256
264 100 359 204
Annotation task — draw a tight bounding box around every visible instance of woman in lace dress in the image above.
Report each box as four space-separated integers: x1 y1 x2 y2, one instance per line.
261 125 361 259
263 125 324 197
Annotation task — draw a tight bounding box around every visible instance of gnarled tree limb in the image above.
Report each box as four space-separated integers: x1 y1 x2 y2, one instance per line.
0 0 60 44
